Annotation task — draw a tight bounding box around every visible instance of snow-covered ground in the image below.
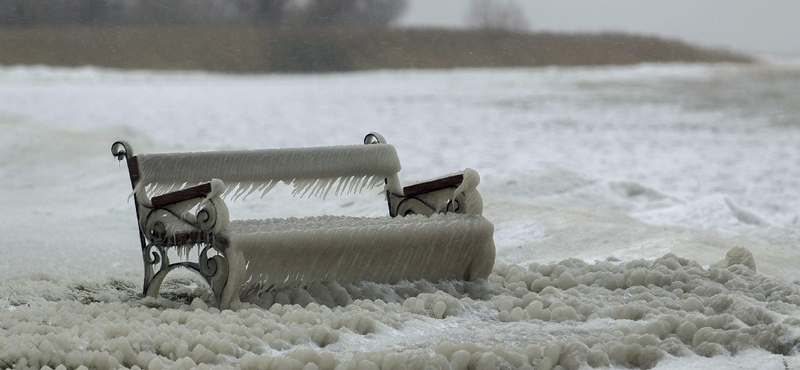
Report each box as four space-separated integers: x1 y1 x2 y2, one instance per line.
1 60 799 369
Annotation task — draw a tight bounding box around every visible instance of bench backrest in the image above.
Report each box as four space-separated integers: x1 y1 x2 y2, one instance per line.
129 143 402 200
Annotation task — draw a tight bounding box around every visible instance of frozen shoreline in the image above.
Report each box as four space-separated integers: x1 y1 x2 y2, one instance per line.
2 62 799 368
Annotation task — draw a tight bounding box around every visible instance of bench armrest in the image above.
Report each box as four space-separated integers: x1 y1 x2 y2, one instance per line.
388 169 482 217
402 174 464 197
151 182 213 207
141 180 230 244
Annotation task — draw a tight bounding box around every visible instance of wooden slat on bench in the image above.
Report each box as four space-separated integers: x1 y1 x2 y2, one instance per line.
152 182 213 207
128 156 140 182
403 174 464 197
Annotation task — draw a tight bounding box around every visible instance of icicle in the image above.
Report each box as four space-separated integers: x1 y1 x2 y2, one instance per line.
311 179 325 198
337 177 349 196
347 175 361 194
137 175 390 201
322 178 337 199
289 179 301 197
300 178 320 199
313 178 328 198
290 178 305 197
222 183 236 199
166 182 180 195
231 182 252 201
313 178 332 198
260 180 278 199
359 175 371 192
292 178 320 198
334 175 348 196
253 182 267 198
177 245 189 259
241 183 260 201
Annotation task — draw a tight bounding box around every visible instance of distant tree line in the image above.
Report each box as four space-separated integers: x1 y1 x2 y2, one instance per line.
465 0 529 33
0 0 408 27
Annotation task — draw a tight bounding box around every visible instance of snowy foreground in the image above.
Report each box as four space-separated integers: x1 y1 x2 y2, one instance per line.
2 60 800 369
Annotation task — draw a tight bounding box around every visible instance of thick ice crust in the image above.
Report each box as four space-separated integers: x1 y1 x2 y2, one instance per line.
226 214 496 295
135 144 401 199
6 250 800 370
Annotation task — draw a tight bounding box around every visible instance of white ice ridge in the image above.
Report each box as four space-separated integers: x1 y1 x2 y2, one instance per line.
135 143 402 199
226 213 496 297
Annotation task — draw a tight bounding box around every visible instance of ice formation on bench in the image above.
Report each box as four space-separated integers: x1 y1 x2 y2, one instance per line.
142 179 231 245
135 144 401 200
112 134 495 309
228 214 495 295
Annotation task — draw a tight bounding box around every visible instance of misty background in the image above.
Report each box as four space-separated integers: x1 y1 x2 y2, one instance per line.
0 0 410 29
401 0 800 55
2 0 797 57
1 0 756 73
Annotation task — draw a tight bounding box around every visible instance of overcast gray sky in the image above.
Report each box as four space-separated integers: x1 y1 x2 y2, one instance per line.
399 0 800 55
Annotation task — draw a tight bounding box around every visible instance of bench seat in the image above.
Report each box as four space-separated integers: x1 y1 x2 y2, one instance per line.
225 214 495 298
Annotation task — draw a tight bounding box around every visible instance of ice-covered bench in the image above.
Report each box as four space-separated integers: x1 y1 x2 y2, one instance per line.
111 133 495 308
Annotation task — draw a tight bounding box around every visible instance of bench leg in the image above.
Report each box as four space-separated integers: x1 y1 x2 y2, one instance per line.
142 244 167 299
199 243 230 309
141 242 234 309
218 246 246 309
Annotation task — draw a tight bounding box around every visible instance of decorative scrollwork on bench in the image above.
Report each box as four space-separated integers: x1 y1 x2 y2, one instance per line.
394 191 467 217
387 172 480 217
111 140 133 161
142 240 229 308
136 182 231 307
140 187 229 245
195 197 228 233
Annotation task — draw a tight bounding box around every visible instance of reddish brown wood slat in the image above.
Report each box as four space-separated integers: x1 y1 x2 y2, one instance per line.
128 156 140 183
403 174 463 197
151 182 213 207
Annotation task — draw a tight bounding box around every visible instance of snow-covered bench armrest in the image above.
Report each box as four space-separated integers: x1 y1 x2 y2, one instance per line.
388 168 483 217
362 133 485 217
140 179 230 242
402 173 464 197
151 182 214 207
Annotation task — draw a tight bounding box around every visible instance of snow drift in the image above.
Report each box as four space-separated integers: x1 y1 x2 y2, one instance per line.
3 248 799 370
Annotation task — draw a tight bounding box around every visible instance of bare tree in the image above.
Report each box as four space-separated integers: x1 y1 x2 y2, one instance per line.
357 0 408 27
0 0 39 26
301 0 357 25
466 0 529 33
0 0 407 27
0 0 109 26
297 0 407 27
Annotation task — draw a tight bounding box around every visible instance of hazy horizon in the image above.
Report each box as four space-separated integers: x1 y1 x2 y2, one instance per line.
400 0 800 55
